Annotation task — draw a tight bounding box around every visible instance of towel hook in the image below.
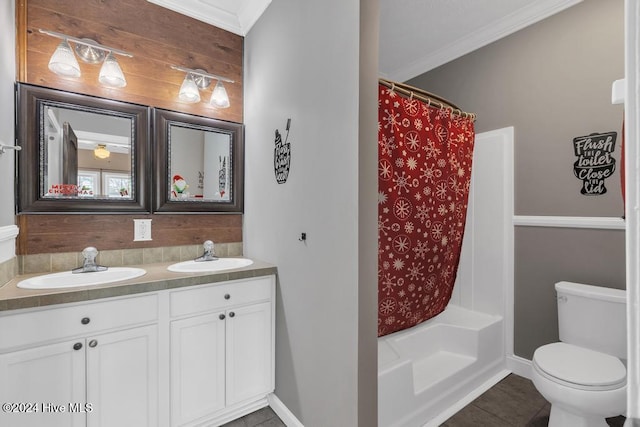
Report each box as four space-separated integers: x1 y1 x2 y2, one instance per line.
0 142 22 155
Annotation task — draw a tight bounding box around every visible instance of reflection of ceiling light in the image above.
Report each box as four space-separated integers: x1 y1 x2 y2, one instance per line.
94 144 110 159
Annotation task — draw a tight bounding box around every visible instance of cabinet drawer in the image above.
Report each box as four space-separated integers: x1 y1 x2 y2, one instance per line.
170 276 273 318
0 294 158 351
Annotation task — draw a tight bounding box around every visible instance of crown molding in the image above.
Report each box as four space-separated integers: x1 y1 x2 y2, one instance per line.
146 0 271 36
388 0 583 82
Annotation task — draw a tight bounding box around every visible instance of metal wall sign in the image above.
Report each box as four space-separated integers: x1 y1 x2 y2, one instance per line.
573 131 617 195
274 119 291 184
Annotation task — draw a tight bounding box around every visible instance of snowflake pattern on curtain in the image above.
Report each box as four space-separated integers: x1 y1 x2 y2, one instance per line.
378 84 476 337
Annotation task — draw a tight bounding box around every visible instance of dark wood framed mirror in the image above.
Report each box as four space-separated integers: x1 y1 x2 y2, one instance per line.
16 83 151 213
153 108 244 213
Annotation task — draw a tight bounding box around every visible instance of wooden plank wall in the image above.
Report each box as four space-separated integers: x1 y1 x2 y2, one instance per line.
19 0 243 123
15 0 245 255
17 214 243 255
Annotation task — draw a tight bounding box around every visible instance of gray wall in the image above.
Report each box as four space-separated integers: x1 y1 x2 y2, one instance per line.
359 0 379 425
408 0 626 359
244 0 378 425
0 0 16 228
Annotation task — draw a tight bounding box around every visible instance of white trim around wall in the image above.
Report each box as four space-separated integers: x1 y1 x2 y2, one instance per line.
0 225 18 263
624 0 640 420
268 394 304 427
506 355 533 381
513 215 626 230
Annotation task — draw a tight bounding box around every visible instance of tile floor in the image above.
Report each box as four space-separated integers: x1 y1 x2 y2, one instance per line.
222 374 627 427
442 374 626 427
220 406 286 427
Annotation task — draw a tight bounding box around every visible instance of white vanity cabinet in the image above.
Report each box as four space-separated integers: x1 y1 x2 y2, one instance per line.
169 276 275 427
0 294 159 427
0 272 276 427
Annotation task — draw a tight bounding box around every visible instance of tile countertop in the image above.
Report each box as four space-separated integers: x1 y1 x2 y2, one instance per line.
0 259 277 312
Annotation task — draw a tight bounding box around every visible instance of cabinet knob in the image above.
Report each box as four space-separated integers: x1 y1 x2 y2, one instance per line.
88 339 98 348
73 342 83 351
219 314 226 320
224 294 231 300
81 317 91 325
229 312 235 318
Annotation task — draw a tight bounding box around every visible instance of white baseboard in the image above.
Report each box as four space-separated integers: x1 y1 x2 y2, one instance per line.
506 354 532 380
268 393 304 427
0 225 18 263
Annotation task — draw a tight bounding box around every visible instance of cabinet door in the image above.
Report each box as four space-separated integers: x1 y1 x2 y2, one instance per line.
86 325 158 427
0 340 86 427
225 301 273 405
170 312 226 426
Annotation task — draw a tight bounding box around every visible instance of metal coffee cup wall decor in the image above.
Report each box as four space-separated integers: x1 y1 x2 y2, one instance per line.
274 118 292 184
573 131 617 195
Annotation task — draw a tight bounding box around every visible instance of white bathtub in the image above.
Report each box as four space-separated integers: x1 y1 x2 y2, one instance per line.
378 304 507 427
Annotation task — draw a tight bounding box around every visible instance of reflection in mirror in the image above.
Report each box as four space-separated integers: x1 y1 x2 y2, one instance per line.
43 105 134 199
169 124 231 202
16 83 150 213
154 109 244 213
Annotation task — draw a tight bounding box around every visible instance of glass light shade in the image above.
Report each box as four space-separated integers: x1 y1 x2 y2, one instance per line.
179 74 201 103
209 81 230 109
99 53 127 88
48 40 81 77
94 144 110 159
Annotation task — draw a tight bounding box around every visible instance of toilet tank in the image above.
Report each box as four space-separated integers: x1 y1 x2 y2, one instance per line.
556 281 626 359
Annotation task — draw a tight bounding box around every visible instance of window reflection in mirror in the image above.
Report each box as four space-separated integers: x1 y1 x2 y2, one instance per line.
17 83 150 213
42 105 134 200
168 124 231 202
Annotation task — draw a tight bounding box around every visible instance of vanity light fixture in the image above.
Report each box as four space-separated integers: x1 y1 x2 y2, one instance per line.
94 144 111 160
171 65 234 108
40 29 133 88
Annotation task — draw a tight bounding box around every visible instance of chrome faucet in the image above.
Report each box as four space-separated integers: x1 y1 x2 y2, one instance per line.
194 240 218 262
72 246 108 273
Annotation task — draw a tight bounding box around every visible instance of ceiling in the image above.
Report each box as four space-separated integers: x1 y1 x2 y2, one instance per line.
379 0 583 82
148 0 583 82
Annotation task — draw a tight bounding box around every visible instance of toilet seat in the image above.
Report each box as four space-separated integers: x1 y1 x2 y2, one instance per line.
533 342 626 391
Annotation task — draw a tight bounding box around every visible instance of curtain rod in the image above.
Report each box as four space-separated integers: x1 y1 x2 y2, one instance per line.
379 78 476 122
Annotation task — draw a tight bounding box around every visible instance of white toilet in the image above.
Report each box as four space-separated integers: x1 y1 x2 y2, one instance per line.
531 281 627 427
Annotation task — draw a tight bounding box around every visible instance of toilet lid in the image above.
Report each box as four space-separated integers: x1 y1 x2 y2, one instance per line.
533 342 626 390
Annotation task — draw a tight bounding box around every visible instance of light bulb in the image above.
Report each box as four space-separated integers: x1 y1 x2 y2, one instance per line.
48 40 81 78
209 81 230 108
99 52 127 88
179 73 201 103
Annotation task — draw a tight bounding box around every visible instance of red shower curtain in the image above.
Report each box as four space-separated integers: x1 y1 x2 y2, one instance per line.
378 83 475 337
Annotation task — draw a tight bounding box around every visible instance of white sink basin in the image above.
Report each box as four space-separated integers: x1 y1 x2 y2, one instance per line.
17 267 147 290
167 258 253 273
